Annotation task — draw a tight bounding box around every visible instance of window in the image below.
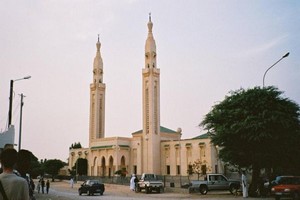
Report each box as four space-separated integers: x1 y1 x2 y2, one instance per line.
166 165 170 175
177 165 180 175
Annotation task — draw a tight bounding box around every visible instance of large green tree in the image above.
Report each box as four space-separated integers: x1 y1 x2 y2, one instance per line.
200 86 300 194
43 159 66 181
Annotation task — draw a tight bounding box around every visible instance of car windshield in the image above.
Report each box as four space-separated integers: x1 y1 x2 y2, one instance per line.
144 174 156 180
277 177 300 185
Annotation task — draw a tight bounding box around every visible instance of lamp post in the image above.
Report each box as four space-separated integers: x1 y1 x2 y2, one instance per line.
263 52 289 87
8 76 31 128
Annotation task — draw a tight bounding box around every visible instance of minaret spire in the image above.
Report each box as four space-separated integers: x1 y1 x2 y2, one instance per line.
145 14 156 69
94 35 103 83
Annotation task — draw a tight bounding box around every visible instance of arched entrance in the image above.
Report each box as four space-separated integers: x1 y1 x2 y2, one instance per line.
93 157 98 176
101 156 106 177
120 156 126 172
109 156 114 177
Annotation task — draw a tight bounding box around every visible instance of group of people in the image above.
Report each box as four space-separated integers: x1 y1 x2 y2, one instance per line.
129 174 139 191
0 147 35 200
36 178 50 194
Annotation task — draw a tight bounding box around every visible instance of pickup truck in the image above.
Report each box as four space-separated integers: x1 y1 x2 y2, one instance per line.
136 173 164 194
189 173 240 195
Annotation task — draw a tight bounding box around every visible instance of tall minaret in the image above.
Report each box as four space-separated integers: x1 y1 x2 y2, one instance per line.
142 14 161 174
89 36 106 146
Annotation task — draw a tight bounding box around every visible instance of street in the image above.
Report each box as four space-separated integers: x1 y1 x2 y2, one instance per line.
34 180 274 200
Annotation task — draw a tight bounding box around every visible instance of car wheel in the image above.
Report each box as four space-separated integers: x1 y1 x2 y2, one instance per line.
156 187 160 193
275 195 280 200
78 190 82 196
145 186 150 194
199 185 208 195
87 190 90 196
100 191 103 196
229 184 239 194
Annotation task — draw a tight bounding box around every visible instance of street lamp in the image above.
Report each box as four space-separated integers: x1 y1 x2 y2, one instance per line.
8 76 31 127
263 52 289 87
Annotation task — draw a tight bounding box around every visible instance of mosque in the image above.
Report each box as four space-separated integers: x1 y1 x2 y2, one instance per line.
69 16 223 177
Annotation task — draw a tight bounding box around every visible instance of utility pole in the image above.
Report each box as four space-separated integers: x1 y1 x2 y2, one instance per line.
18 93 25 151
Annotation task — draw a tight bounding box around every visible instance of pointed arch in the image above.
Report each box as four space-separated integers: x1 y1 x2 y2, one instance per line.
92 156 98 176
109 156 114 177
120 156 126 172
101 156 106 176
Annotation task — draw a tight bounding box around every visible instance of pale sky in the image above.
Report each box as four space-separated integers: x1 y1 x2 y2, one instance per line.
1 1 299 162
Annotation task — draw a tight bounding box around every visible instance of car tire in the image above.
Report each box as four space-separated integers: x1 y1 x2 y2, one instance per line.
145 186 150 194
78 190 82 196
275 195 280 200
229 184 239 194
100 191 103 196
199 185 208 195
87 190 90 196
156 187 160 193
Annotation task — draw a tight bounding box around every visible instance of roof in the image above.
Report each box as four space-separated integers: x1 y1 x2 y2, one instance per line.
132 126 177 135
192 133 210 139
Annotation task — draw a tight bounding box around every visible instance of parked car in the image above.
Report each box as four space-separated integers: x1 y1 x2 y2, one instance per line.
271 176 300 200
78 180 105 196
188 174 240 195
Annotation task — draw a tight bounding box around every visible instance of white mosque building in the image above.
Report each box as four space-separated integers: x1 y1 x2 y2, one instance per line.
69 16 223 177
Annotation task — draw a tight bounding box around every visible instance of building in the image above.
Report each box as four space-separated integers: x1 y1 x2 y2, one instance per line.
69 16 222 177
0 125 15 151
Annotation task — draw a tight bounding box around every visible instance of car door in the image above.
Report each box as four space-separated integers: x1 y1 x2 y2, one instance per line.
214 175 229 190
207 175 218 190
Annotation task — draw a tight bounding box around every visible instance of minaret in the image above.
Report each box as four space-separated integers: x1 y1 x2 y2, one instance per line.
142 14 161 174
89 36 106 146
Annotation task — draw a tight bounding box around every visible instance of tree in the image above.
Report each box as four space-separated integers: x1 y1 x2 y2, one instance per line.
43 159 66 181
190 159 211 180
69 142 82 149
200 86 300 195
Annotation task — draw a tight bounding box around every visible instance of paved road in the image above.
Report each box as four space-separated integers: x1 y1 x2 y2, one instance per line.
34 180 274 200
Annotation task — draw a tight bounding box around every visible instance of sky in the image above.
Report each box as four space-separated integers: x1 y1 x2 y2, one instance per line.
0 0 299 162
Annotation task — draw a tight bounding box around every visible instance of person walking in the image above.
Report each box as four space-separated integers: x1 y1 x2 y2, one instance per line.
46 180 50 194
0 148 29 200
37 179 41 193
242 170 248 198
16 149 35 199
130 174 136 191
70 178 74 188
41 178 45 194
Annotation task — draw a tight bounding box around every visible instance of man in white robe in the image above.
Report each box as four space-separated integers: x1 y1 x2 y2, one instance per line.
242 170 248 198
130 174 136 191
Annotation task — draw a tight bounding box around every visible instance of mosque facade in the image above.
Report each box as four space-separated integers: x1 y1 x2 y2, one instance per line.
69 17 223 177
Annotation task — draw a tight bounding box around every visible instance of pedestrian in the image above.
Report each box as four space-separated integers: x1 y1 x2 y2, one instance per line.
70 178 74 188
16 149 35 199
242 170 248 198
134 175 139 190
130 174 136 191
41 178 45 194
0 148 30 200
37 179 41 193
46 180 50 194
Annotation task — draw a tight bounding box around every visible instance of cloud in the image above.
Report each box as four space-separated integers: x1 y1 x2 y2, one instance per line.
237 34 289 58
